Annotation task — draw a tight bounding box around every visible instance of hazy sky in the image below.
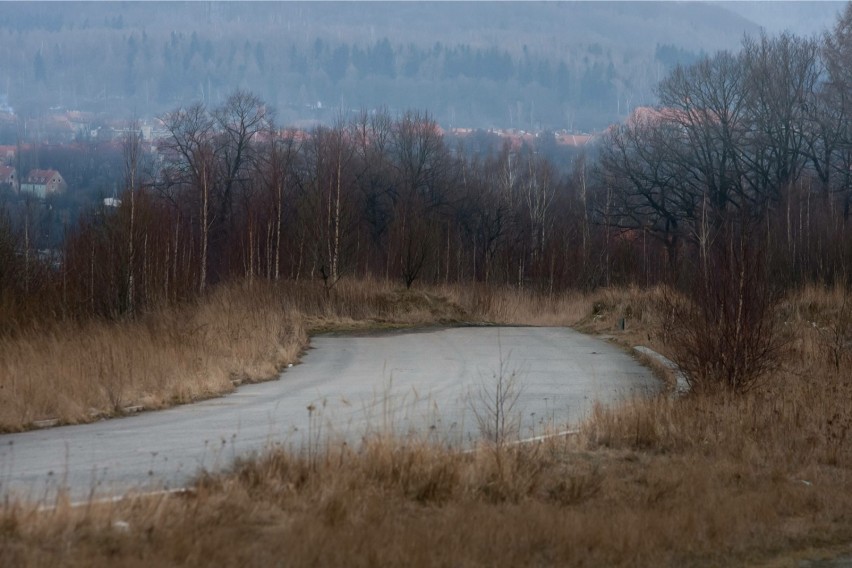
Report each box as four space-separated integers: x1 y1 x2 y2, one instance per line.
716 1 842 36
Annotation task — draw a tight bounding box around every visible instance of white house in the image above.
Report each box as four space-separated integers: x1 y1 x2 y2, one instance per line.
20 169 67 198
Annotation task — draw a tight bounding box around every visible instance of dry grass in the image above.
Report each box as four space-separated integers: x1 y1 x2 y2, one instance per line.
0 278 601 432
0 283 300 430
2 431 850 567
0 277 473 431
2 282 851 566
440 283 595 326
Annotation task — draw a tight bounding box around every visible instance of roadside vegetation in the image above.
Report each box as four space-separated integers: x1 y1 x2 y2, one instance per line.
0 279 601 432
1 283 851 567
1 283 850 566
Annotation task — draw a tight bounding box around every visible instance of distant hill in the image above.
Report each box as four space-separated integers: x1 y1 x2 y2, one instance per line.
716 1 844 37
0 2 834 133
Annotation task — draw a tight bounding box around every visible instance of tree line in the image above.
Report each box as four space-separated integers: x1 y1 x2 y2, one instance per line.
597 7 852 390
0 90 601 326
4 6 852 334
599 17 852 289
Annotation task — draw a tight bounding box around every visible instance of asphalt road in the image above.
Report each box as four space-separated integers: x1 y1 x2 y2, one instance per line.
0 326 658 501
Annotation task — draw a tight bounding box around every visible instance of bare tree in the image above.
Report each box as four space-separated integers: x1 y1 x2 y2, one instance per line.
212 90 272 278
458 154 510 283
522 149 556 268
302 120 356 293
159 103 216 293
656 51 748 223
390 110 452 288
122 120 142 313
262 131 301 281
740 33 820 205
597 111 693 275
822 3 852 221
351 109 396 274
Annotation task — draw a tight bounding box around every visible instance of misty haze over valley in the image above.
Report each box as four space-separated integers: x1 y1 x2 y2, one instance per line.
0 1 844 136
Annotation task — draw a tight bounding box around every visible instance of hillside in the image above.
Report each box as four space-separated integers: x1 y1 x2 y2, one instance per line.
0 2 781 131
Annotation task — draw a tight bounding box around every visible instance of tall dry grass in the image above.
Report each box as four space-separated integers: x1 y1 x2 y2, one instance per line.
587 284 852 457
0 283 300 430
0 277 466 431
0 278 604 432
2 432 851 567
1 284 852 565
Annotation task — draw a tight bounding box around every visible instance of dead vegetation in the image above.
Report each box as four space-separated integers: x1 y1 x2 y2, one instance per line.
0 278 603 432
1 283 851 566
1 427 850 567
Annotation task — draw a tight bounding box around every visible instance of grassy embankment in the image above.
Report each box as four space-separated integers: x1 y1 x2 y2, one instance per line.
1 282 851 566
0 278 602 432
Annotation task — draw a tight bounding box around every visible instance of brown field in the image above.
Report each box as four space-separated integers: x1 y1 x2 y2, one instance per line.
1 281 851 566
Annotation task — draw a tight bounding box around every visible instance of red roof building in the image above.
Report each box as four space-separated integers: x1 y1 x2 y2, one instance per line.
21 169 66 197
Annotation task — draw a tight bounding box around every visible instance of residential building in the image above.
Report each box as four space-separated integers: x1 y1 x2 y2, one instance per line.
20 169 67 198
0 165 16 191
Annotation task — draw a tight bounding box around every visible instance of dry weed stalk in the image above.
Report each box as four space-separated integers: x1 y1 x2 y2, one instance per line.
470 331 523 449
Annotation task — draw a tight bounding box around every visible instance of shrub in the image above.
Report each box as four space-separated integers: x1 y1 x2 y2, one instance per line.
662 220 786 393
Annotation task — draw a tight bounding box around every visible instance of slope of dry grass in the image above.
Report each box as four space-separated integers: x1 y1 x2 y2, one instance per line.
2 430 851 567
0 282 299 430
2 282 851 566
0 278 607 432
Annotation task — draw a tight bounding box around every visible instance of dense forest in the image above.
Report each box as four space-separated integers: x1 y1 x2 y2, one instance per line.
0 2 764 131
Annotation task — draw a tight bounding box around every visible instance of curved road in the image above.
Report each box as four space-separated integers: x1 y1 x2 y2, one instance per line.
0 327 658 501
